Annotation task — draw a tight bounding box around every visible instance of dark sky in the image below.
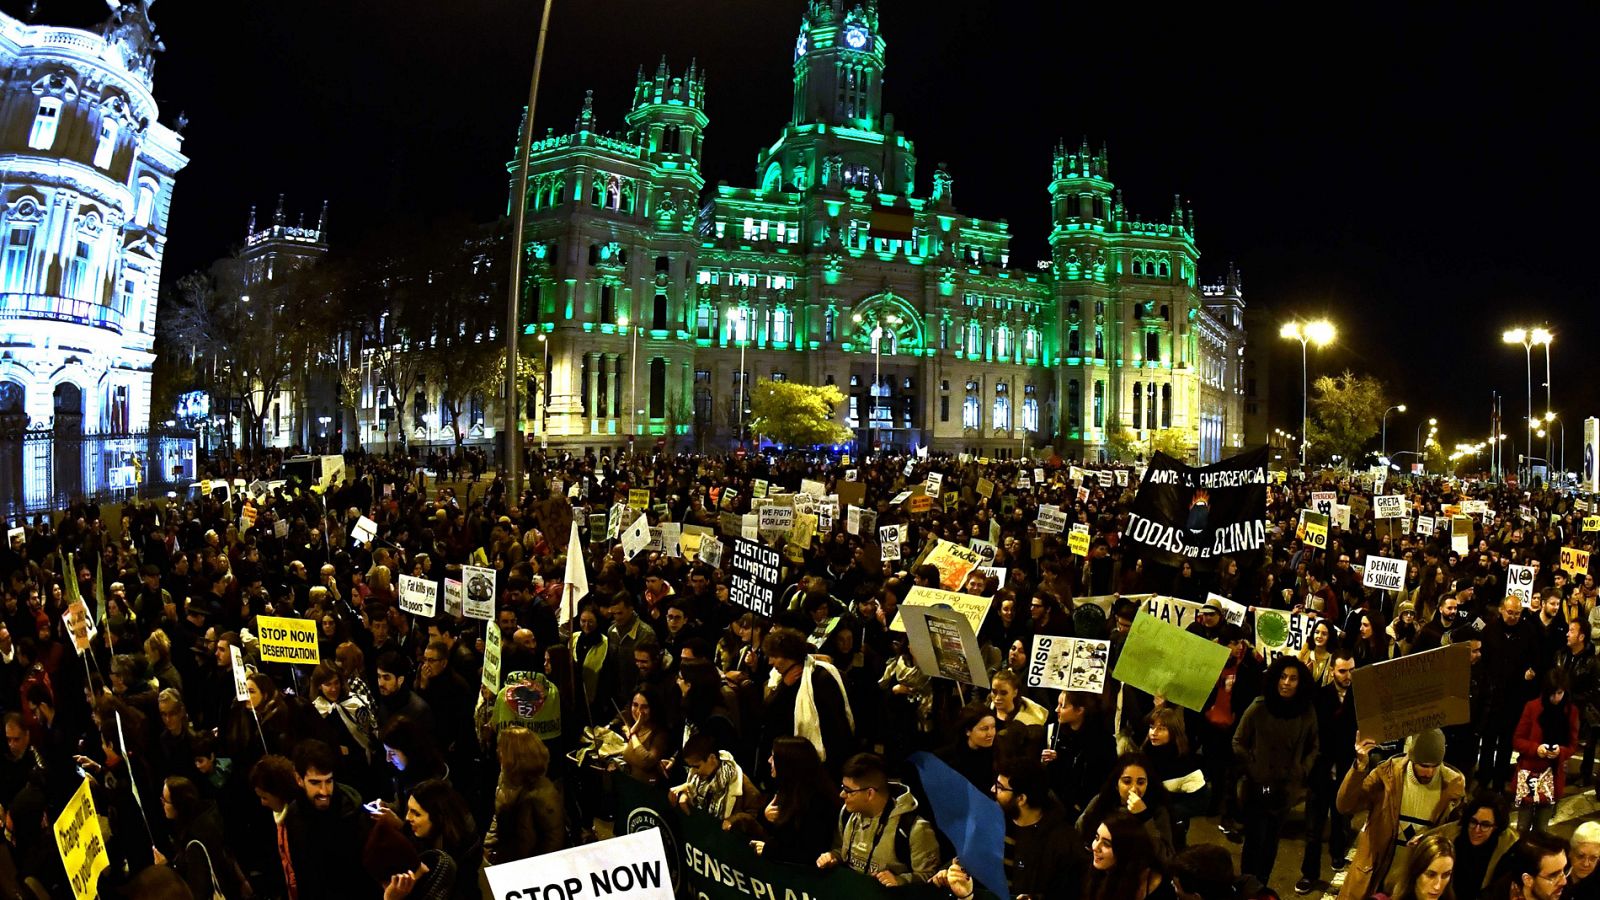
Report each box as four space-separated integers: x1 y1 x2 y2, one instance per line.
10 0 1597 463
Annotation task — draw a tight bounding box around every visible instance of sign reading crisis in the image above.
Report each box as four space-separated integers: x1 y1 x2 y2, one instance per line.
728 538 780 617
256 614 320 664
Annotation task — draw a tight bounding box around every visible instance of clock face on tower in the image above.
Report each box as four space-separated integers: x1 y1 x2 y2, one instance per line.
843 25 871 50
795 32 808 58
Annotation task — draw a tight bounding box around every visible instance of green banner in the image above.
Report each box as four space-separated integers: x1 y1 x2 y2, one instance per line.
615 778 999 900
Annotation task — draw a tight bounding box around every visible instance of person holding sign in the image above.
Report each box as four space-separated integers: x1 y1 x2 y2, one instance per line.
1334 729 1465 900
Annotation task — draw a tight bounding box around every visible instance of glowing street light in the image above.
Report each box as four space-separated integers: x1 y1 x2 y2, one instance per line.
1504 327 1546 482
1280 319 1336 467
1382 404 1406 458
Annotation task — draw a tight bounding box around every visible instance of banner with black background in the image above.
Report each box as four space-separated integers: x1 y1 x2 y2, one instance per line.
1124 448 1270 571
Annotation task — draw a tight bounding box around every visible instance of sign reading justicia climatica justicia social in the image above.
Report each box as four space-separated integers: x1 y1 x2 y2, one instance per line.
1123 448 1270 571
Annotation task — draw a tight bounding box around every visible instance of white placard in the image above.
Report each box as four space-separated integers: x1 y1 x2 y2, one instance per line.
699 537 724 569
1205 592 1248 627
925 472 943 497
1311 491 1337 518
461 564 496 621
1363 555 1408 591
397 574 438 617
758 505 795 533
6 526 23 544
1037 505 1066 534
1333 504 1351 531
351 515 378 546
229 645 250 701
1027 634 1111 692
800 478 827 498
1034 467 1046 485
484 827 673 900
880 524 904 560
1506 563 1536 608
1416 516 1435 536
443 578 464 616
659 522 682 558
1373 495 1406 520
622 515 652 559
482 618 502 692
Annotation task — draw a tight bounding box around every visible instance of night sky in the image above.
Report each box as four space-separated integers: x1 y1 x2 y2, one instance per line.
8 1 1597 462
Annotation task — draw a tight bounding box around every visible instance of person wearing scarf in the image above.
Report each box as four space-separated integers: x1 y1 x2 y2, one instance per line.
1512 669 1579 833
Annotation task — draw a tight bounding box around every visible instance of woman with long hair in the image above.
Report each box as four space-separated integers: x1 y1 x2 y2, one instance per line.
1076 752 1175 861
1415 791 1515 900
1043 690 1118 822
381 716 449 805
158 775 243 899
1386 833 1455 900
568 604 615 722
240 672 294 758
368 777 478 900
483 726 564 865
1086 809 1174 900
1352 609 1393 667
1141 706 1206 851
749 736 838 865
1298 620 1339 686
1512 669 1579 833
938 703 999 792
616 685 675 786
307 662 378 765
677 657 740 758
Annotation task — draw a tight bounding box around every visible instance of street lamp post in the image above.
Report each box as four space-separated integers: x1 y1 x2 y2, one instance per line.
1415 418 1437 474
501 0 555 494
619 314 639 454
854 311 901 455
1503 328 1540 484
534 333 548 445
1535 328 1553 469
729 308 748 450
1381 404 1407 458
1279 319 1335 468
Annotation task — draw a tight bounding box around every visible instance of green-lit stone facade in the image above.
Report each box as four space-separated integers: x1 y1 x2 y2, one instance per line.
512 0 1245 461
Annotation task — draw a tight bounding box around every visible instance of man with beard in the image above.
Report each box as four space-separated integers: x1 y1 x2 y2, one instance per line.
284 740 377 899
1335 729 1466 900
1414 589 1469 653
1233 655 1319 884
373 651 434 731
992 760 1085 898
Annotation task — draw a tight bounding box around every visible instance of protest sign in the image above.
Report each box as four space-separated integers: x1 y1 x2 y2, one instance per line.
256 614 320 665
699 537 724 570
1098 470 1115 488
1585 516 1600 532
54 777 109 900
397 573 439 617
728 538 780 617
1506 564 1536 607
629 489 651 510
921 539 983 590
901 603 989 687
1027 634 1111 692
1303 510 1330 549
1068 529 1090 557
977 565 1007 588
1561 546 1592 577
909 494 934 514
891 585 991 635
752 479 769 499
1416 516 1434 536
1363 555 1408 592
968 538 997 564
1034 467 1047 484
1351 643 1473 744
443 578 464 616
1124 448 1269 570
483 617 502 692
462 564 497 620
1374 495 1406 520
1116 469 1129 487
1205 592 1248 626
845 468 859 481
62 599 95 654
976 477 996 498
889 490 912 506
273 518 290 538
229 645 250 701
1253 608 1321 663
1076 485 1090 504
351 515 377 546
758 505 794 534
1333 504 1351 531
1451 516 1472 555
1349 494 1370 521
622 514 652 559
659 522 682 558
879 524 904 561
924 471 943 497
485 824 673 900
1311 491 1336 518
1139 594 1209 630
800 478 827 498
1037 504 1067 534
1461 499 1488 515
1112 611 1231 711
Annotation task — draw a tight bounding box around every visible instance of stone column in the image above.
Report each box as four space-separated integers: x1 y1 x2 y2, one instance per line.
606 354 621 422
585 352 600 433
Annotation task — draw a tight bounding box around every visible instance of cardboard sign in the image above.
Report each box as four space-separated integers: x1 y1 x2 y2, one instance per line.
968 538 997 564
1351 643 1473 743
1461 499 1488 515
256 615 320 665
482 618 503 692
398 573 439 617
800 478 827 498
1112 611 1231 712
1561 546 1592 577
1076 485 1090 504
229 645 250 702
1037 505 1067 534
752 479 769 499
351 515 378 546
891 585 991 635
629 489 651 510
1141 594 1209 630
1506 564 1536 608
1584 516 1600 533
900 603 989 687
698 537 724 569
63 600 96 654
485 824 674 900
976 477 995 499
1451 516 1472 555
1253 607 1321 664
758 505 794 534
909 494 934 514
659 522 682 558
1068 529 1090 557
1027 635 1110 692
921 539 984 590
1363 555 1408 592
54 777 109 900
729 538 781 617
462 564 497 620
443 578 464 617
1333 504 1351 531
1373 495 1406 520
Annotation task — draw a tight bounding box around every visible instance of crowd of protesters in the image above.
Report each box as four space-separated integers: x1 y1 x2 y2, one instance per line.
2 446 1600 900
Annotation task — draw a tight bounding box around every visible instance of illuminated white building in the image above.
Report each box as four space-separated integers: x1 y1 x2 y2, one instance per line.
0 2 189 512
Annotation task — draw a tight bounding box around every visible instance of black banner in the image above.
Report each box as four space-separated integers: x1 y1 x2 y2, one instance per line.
729 537 780 617
1124 448 1269 571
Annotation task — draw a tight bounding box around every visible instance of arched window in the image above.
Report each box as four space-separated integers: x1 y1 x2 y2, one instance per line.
1067 380 1082 429
730 307 751 343
994 325 1010 360
1162 384 1173 427
1158 260 1170 278
28 97 61 150
1068 299 1081 318
962 382 981 429
1023 385 1039 432
135 179 158 227
993 382 1010 430
772 307 792 344
652 292 668 331
1068 328 1081 356
1024 327 1040 358
871 325 895 355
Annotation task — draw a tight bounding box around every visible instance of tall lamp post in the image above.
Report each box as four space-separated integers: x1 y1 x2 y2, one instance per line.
1536 328 1553 469
534 333 548 444
619 314 639 454
729 308 748 449
1279 319 1335 468
1415 418 1437 474
1503 328 1538 483
501 0 555 494
1381 404 1407 458
854 311 901 454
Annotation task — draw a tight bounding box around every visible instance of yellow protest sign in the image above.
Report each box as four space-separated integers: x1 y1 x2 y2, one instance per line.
1068 529 1091 557
628 489 650 510
1302 510 1329 550
1561 546 1591 577
257 614 321 665
909 495 934 514
891 585 991 634
54 777 108 900
1584 516 1600 533
921 539 984 590
976 477 995 498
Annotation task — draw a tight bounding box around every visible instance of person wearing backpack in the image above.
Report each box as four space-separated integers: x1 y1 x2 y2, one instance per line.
816 752 941 886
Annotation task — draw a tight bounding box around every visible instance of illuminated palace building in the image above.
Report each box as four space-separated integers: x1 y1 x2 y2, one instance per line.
515 1 1247 460
0 3 189 514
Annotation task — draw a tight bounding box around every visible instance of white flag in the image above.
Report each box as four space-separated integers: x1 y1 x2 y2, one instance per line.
563 520 589 627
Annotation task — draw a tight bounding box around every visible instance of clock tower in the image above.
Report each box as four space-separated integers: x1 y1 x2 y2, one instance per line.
791 0 883 131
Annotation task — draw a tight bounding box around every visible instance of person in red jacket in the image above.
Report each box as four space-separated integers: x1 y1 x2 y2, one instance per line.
1512 669 1580 834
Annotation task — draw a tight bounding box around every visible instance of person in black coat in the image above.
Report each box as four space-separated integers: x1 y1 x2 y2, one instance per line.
283 740 379 900
1040 690 1117 823
1299 649 1358 893
1478 594 1541 789
757 629 853 775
